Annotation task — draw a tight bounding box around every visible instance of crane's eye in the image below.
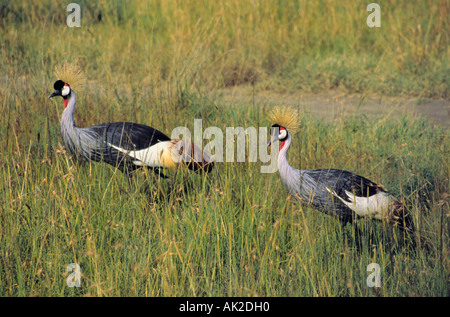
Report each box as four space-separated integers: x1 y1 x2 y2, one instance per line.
61 85 71 97
279 129 287 140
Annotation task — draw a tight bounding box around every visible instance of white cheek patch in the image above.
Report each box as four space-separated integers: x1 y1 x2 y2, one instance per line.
62 85 71 97
279 129 287 140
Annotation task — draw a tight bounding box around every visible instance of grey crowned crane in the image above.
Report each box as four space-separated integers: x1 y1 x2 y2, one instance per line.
48 63 213 179
267 106 414 234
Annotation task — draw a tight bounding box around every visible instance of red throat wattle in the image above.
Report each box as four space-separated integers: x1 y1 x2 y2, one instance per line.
279 127 286 149
63 83 69 108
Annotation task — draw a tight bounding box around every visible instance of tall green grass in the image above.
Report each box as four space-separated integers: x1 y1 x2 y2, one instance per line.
0 0 448 296
0 96 448 296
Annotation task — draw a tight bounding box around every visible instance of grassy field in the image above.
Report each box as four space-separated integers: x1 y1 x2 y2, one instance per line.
0 0 448 297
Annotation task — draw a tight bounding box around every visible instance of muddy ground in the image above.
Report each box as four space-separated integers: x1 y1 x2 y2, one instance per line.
216 87 449 128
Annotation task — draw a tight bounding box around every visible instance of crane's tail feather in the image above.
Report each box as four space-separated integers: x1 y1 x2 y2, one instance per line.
169 139 214 173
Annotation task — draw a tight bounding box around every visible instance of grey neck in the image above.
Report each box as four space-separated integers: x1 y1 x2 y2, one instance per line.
60 91 82 158
277 133 300 194
61 91 77 129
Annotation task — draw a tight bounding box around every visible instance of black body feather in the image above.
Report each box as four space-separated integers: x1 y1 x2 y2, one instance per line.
298 169 385 224
88 122 171 172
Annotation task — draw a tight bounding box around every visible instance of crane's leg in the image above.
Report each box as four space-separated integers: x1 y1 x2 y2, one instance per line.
382 220 396 270
152 167 174 186
397 212 417 251
152 167 167 179
338 218 363 252
338 219 350 253
125 172 133 188
388 201 417 251
120 164 134 190
151 167 175 199
352 221 363 252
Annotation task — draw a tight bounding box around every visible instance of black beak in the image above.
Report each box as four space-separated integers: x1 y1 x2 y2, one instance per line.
48 90 61 98
268 128 279 148
268 136 277 148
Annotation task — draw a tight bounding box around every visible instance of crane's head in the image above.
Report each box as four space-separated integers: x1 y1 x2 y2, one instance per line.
268 124 289 149
48 62 86 107
49 80 71 99
48 80 72 108
266 106 300 150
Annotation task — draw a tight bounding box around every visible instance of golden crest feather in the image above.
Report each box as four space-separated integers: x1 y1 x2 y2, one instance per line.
54 63 87 92
267 106 300 134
